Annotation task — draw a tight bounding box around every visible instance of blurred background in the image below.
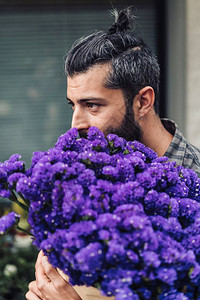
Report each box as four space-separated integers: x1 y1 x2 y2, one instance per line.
0 0 163 166
0 0 200 165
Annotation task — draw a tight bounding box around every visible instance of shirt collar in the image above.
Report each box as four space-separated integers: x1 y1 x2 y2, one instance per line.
161 118 186 165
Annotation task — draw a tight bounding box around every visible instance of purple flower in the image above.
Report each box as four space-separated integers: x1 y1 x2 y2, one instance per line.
115 158 136 181
115 288 140 300
86 127 108 150
2 154 25 174
154 193 171 218
130 140 158 161
0 189 11 198
1 126 200 299
136 171 156 189
114 203 144 217
27 151 46 175
144 189 158 214
169 197 179 217
96 213 121 229
159 291 189 300
122 214 150 231
102 166 119 179
55 127 78 150
141 250 161 268
8 154 22 163
0 212 20 235
62 150 78 164
101 269 140 296
8 172 26 188
126 155 146 171
77 169 96 186
107 133 126 149
178 198 200 224
74 242 104 272
98 229 110 241
16 176 39 201
106 240 126 264
69 220 97 237
184 234 200 258
87 127 106 141
189 262 200 285
0 168 7 181
112 182 145 207
62 182 84 221
157 267 177 285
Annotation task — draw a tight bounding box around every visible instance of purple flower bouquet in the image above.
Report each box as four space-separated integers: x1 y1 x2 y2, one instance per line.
1 127 200 299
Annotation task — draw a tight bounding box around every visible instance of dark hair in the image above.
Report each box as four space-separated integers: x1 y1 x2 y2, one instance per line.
65 7 160 114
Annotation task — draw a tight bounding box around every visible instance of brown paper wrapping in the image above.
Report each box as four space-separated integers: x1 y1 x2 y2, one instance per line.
57 269 115 300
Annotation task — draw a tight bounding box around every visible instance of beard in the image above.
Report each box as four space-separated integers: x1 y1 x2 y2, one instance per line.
105 106 143 142
79 106 143 142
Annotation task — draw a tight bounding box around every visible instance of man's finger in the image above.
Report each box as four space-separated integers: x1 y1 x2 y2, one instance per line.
34 255 82 299
25 290 42 300
41 256 67 290
41 256 82 299
28 281 43 299
35 254 50 290
35 250 44 270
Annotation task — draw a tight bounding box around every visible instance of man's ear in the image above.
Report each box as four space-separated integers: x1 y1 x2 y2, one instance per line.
133 86 155 120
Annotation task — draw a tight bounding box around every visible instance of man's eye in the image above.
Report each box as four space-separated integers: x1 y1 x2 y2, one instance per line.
86 102 99 109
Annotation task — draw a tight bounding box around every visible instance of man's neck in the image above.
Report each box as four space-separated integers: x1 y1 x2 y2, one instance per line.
141 115 173 157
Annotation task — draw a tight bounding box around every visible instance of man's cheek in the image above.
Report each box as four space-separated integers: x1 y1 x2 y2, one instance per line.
108 112 125 127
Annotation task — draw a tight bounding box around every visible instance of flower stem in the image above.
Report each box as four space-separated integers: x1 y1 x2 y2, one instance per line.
18 192 30 206
10 190 29 212
16 225 33 236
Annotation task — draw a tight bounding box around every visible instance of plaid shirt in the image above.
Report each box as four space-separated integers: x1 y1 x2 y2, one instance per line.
162 119 200 177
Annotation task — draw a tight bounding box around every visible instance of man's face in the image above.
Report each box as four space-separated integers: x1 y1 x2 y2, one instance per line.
67 64 142 141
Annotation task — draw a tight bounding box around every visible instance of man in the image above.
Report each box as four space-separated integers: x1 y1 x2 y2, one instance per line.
26 7 200 300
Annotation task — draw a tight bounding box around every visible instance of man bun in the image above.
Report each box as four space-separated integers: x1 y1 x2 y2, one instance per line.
107 7 134 34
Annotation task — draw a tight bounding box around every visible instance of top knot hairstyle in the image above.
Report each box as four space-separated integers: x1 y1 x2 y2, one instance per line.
107 7 133 34
65 7 160 114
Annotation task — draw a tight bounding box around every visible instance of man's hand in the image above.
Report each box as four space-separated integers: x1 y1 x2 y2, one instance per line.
25 250 82 300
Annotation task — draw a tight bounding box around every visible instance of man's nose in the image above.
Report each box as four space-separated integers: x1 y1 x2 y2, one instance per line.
71 107 89 130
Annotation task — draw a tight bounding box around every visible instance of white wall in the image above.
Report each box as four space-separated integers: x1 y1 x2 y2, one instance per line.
166 0 186 135
186 0 200 148
166 0 200 148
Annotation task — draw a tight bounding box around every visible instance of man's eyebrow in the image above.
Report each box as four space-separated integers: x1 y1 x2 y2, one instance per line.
66 96 106 103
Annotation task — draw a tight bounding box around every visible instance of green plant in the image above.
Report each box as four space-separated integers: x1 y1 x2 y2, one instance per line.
0 232 38 300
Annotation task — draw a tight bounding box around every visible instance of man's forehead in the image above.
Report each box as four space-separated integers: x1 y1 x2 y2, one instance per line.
67 63 111 84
